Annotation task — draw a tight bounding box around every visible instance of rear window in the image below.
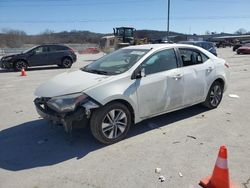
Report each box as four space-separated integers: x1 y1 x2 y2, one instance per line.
48 45 68 52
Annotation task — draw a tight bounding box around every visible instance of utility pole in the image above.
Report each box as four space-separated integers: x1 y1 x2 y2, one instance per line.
167 0 170 41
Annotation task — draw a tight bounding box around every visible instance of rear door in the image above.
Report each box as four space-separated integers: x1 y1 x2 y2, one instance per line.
46 45 65 65
177 48 215 105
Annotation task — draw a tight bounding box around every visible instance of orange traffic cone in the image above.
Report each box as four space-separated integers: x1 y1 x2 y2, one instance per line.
199 145 239 188
20 68 27 76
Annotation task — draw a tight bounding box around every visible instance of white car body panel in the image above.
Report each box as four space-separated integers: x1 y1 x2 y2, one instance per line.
34 70 111 97
35 44 229 124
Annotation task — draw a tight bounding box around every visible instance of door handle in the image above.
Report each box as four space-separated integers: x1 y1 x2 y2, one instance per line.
206 67 214 72
171 74 183 80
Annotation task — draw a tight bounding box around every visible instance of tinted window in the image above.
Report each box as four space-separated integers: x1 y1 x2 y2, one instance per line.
57 45 68 50
48 45 68 52
48 45 57 52
32 46 47 54
179 48 205 66
142 49 178 75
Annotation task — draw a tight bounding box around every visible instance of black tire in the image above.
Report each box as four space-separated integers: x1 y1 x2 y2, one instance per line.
14 60 28 71
61 57 72 68
203 81 223 109
90 102 132 145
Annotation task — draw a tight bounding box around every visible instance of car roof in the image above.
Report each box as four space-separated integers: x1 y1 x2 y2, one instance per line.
123 43 218 60
179 41 213 44
123 43 202 50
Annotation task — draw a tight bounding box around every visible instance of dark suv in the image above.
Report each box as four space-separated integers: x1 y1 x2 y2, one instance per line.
0 44 77 71
178 41 217 56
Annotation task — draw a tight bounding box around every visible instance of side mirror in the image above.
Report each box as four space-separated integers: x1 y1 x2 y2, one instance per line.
141 68 146 77
131 67 146 79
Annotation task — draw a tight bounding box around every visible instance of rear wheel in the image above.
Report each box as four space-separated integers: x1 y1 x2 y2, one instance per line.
90 102 132 145
14 60 28 71
203 81 223 109
61 57 72 68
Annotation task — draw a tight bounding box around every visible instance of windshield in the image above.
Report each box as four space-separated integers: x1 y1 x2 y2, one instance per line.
22 46 39 53
81 48 149 75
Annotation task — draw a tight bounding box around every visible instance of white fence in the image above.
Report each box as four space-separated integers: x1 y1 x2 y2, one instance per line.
0 48 28 55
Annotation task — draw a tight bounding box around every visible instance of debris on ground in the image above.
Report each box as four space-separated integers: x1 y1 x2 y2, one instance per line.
229 94 240 98
179 172 183 177
226 112 231 115
227 120 231 122
196 114 205 119
172 141 181 144
15 110 23 114
187 135 197 139
155 168 161 174
37 139 48 144
158 175 166 182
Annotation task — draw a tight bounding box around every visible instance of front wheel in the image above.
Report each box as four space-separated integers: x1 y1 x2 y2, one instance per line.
90 102 132 145
203 81 223 109
14 60 28 71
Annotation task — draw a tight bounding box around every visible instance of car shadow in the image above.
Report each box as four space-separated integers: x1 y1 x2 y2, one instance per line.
27 66 62 71
0 66 62 73
129 104 207 137
0 105 207 171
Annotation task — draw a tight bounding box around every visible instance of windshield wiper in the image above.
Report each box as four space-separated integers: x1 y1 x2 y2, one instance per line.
81 68 109 75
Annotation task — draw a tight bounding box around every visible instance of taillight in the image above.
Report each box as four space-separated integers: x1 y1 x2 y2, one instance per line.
224 62 229 68
68 47 75 53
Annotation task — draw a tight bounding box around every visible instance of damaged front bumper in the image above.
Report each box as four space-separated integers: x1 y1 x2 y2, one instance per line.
34 97 99 133
0 60 13 69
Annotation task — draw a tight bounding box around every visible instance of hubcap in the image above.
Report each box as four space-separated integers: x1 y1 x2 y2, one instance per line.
101 109 128 139
16 61 26 70
63 59 71 67
210 85 222 107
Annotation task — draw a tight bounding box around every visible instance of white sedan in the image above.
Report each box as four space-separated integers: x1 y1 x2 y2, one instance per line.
34 44 229 144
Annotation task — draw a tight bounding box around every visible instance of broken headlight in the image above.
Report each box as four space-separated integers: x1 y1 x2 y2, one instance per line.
47 93 88 113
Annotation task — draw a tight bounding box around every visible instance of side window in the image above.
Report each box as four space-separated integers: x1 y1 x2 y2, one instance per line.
201 53 209 62
57 45 68 51
179 48 204 66
32 46 46 54
142 48 178 75
48 45 59 52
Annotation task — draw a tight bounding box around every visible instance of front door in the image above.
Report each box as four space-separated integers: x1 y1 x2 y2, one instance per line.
135 48 184 118
28 46 48 66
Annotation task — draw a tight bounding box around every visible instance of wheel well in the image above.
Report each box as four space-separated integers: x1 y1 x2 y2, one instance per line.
107 99 135 124
14 59 29 66
214 78 225 90
61 56 72 62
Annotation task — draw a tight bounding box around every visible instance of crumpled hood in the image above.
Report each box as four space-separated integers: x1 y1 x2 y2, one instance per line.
35 70 110 97
1 53 20 60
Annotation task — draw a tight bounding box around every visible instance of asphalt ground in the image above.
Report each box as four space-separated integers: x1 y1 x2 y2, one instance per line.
0 48 249 188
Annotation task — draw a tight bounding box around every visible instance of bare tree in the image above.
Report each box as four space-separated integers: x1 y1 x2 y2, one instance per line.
1 28 26 47
235 28 247 35
205 30 211 35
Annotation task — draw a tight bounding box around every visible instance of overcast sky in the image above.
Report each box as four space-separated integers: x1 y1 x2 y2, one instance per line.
0 0 250 34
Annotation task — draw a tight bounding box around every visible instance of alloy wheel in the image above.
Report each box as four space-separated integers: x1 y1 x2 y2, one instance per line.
101 109 128 139
16 61 27 71
210 84 222 107
62 58 72 68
